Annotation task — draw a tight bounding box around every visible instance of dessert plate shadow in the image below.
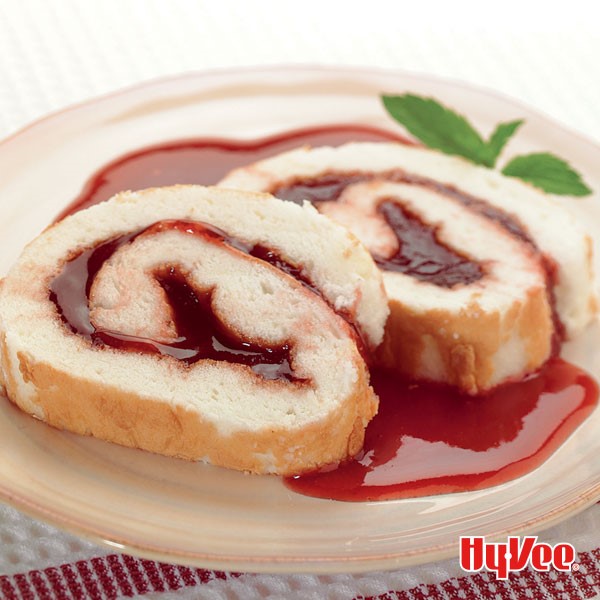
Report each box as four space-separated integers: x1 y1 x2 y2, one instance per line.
0 66 599 573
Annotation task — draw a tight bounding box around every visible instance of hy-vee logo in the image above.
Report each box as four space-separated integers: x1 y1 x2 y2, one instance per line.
460 536 578 579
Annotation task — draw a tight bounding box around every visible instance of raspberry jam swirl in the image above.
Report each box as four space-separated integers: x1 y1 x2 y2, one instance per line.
56 124 598 501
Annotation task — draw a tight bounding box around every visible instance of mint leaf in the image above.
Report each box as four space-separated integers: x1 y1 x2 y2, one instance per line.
502 153 592 196
381 93 593 197
381 94 489 166
381 94 523 168
481 119 524 167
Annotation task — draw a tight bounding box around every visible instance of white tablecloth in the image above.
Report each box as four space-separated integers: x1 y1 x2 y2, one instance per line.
0 1 599 598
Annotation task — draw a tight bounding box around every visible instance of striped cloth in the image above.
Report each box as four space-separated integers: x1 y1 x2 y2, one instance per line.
0 548 598 599
0 503 598 600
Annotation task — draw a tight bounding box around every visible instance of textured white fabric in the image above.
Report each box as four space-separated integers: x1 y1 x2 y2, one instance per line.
1 502 598 597
0 505 107 576
0 1 599 598
0 0 599 142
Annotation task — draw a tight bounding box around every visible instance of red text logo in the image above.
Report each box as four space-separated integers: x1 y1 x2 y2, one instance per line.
460 536 577 579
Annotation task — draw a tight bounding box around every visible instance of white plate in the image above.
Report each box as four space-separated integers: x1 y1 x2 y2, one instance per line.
0 66 599 574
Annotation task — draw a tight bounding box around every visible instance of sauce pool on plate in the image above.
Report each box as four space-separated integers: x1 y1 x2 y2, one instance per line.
287 358 597 501
57 124 599 502
56 124 410 220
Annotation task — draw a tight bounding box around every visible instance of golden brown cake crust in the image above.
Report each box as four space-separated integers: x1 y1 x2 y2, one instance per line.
0 186 387 475
377 285 553 394
0 335 377 476
218 142 592 394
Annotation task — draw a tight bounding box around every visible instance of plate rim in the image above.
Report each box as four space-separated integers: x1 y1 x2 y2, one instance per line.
1 475 598 573
0 64 599 574
2 63 599 153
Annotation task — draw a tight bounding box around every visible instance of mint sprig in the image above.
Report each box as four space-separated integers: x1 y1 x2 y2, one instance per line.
502 153 592 196
381 93 592 197
481 120 524 167
381 94 521 168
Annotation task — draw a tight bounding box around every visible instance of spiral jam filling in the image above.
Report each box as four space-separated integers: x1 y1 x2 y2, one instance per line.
271 170 531 283
374 200 483 286
49 220 360 382
272 169 565 344
273 171 492 288
271 169 533 243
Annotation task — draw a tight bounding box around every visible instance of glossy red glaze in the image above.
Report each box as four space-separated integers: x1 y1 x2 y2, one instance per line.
55 123 597 500
375 200 482 286
286 358 598 501
50 220 301 381
56 124 410 220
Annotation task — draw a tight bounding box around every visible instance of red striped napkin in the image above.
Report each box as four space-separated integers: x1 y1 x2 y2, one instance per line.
1 504 598 599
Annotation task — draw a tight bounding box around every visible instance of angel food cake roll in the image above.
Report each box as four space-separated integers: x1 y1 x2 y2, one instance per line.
220 142 597 394
0 186 389 475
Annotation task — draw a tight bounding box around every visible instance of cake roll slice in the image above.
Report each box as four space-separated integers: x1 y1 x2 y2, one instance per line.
0 186 388 475
220 142 597 394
